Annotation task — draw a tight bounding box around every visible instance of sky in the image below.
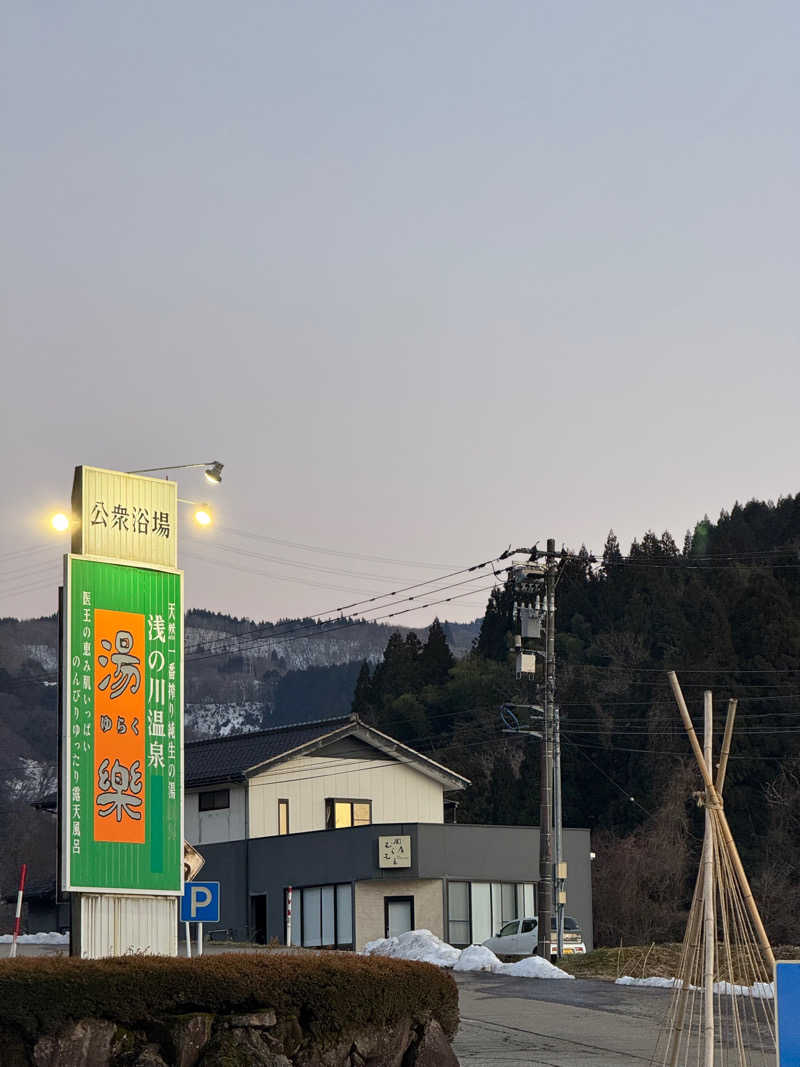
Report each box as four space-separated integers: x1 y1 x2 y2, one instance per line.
2 1 799 628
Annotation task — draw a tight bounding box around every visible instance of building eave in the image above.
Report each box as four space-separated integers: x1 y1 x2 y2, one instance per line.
242 716 470 792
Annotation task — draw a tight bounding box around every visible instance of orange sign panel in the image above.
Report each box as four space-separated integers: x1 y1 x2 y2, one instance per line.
94 609 146 843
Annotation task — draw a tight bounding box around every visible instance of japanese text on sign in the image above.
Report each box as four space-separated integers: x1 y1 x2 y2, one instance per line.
90 502 171 539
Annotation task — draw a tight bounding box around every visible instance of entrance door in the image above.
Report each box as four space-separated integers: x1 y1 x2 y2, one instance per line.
250 894 267 944
385 896 415 938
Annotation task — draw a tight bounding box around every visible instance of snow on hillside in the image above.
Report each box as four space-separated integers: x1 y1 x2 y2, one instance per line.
4 758 57 801
185 702 263 738
23 644 58 671
184 625 388 671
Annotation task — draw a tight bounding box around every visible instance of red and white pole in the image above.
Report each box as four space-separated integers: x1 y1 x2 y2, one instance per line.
9 864 27 959
286 886 292 947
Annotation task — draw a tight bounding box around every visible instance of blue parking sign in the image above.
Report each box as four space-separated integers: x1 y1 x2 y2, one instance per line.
776 961 800 1065
180 881 220 923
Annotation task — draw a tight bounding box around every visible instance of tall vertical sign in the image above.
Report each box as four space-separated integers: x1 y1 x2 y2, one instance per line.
61 467 183 953
63 557 182 893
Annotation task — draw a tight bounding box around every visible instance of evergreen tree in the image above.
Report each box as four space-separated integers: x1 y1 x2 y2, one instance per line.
420 618 455 687
475 580 514 661
351 660 374 720
602 530 623 568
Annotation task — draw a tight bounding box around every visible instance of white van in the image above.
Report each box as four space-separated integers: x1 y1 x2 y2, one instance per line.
482 915 586 956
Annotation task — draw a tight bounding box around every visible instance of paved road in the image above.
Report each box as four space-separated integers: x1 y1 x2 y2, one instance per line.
452 973 774 1066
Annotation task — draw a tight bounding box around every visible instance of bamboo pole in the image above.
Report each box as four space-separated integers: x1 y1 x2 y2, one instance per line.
703 691 715 1067
715 698 737 795
667 672 775 972
666 866 703 1067
667 706 739 1067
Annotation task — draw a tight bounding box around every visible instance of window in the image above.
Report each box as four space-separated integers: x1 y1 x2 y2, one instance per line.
501 883 516 923
303 887 322 947
447 881 471 946
470 882 492 944
288 883 353 949
335 885 352 946
198 788 229 812
278 799 289 835
449 881 537 943
499 920 519 937
521 919 536 933
325 798 372 829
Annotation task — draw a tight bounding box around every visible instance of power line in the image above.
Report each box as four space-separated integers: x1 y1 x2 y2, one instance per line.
565 739 788 763
560 735 655 819
216 525 460 570
0 554 504 687
0 544 56 564
183 580 502 670
181 565 506 663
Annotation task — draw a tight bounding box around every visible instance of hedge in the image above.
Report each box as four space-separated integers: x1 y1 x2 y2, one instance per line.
0 952 458 1044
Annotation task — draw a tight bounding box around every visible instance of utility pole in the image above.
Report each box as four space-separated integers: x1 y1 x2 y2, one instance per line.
537 537 556 960
553 701 564 958
506 538 561 960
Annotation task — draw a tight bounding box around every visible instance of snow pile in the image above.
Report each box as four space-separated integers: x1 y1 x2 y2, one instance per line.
617 976 683 989
453 945 504 972
364 930 461 968
0 932 68 945
616 976 774 998
713 980 773 999
364 929 573 979
503 954 575 979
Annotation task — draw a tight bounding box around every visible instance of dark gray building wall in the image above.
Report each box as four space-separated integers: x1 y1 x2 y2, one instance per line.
417 824 593 951
188 840 248 938
196 823 593 950
199 823 426 943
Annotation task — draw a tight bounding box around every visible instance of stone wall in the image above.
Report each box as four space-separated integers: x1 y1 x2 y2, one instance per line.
8 1008 458 1066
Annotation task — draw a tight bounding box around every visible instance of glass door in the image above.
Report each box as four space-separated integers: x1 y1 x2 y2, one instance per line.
385 896 415 938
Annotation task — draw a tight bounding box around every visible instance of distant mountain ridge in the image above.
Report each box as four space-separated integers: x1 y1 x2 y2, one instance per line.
183 610 481 666
0 611 482 755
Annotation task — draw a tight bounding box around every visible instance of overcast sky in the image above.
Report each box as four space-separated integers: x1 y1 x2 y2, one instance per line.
2 1 798 628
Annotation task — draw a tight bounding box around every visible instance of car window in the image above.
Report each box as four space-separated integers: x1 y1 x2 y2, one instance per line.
551 915 581 931
499 920 518 937
521 919 536 933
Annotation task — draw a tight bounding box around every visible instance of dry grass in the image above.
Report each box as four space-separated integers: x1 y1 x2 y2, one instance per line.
557 943 800 981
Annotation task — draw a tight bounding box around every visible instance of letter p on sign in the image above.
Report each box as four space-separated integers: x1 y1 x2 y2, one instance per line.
191 885 212 911
180 880 220 923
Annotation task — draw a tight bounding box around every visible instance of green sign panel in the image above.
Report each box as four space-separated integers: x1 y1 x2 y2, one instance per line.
62 555 183 894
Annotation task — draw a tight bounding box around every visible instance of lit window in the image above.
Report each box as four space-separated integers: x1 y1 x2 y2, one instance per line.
325 798 372 830
278 799 289 835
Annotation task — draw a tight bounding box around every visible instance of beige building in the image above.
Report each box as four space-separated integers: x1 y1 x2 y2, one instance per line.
185 715 593 952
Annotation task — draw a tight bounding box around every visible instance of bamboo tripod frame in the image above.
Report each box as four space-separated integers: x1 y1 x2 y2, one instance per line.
663 672 776 1067
668 672 775 973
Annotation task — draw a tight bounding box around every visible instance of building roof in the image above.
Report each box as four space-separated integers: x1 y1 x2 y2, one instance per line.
185 716 352 786
185 714 470 791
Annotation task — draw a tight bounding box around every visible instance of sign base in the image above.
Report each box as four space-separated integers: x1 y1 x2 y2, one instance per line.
72 893 178 958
